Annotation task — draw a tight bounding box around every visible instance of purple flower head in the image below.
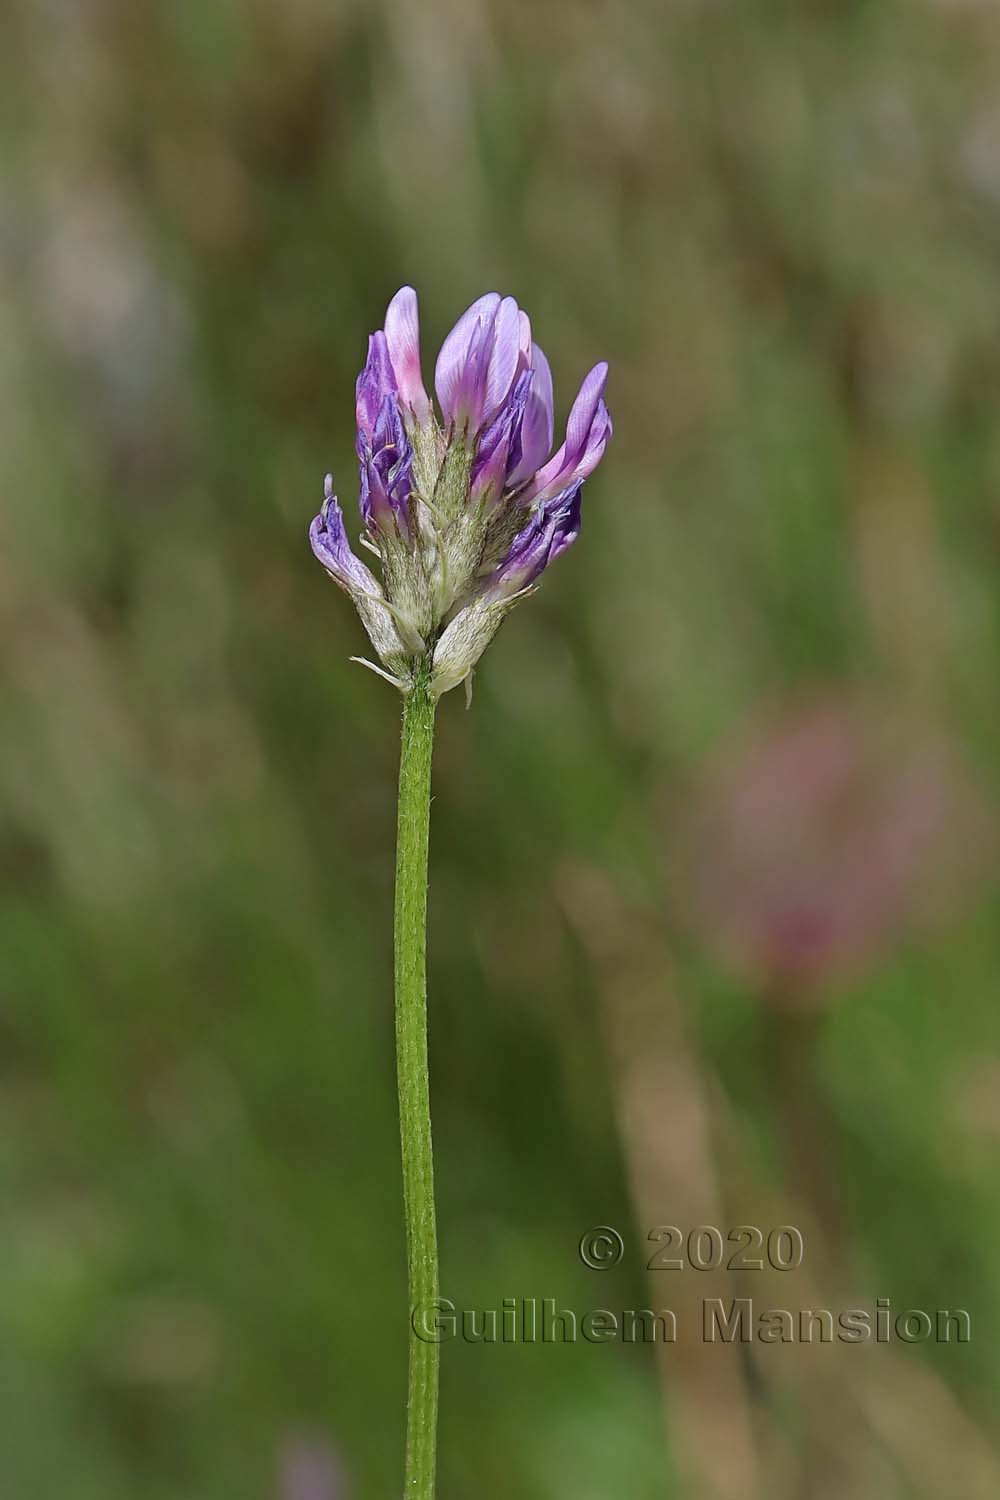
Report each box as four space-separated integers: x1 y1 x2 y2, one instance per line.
485 480 583 601
357 393 414 544
519 361 612 506
309 477 378 595
313 286 610 697
434 292 524 435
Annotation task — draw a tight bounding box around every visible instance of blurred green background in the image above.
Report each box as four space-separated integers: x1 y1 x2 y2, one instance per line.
2 1 1000 1495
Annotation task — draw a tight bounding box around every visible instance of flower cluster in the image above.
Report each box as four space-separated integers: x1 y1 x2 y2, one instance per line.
309 287 611 698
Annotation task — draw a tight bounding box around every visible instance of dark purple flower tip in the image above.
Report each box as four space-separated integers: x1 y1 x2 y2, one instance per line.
358 393 414 544
519 361 612 505
469 341 558 510
355 331 397 442
507 344 554 487
434 292 523 434
470 369 533 510
309 476 379 594
486 479 583 600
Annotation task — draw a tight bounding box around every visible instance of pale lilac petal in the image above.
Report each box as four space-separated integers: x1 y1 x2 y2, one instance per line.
384 286 431 423
434 292 500 426
433 292 527 433
520 361 610 503
564 361 609 460
574 399 612 479
517 309 532 371
524 445 565 502
482 296 522 425
508 344 554 486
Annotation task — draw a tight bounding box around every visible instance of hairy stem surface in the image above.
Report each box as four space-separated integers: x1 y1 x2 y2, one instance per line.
394 668 439 1496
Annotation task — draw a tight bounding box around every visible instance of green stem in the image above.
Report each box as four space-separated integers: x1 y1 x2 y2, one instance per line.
394 666 439 1497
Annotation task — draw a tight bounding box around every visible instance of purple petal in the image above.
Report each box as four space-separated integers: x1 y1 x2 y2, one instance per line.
470 371 531 510
507 344 554 486
564 361 610 460
434 292 501 428
358 394 414 543
517 310 533 371
433 292 525 433
520 362 611 504
384 286 431 423
486 479 583 600
310 478 379 593
355 332 397 442
569 396 612 484
482 296 522 426
469 443 509 510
